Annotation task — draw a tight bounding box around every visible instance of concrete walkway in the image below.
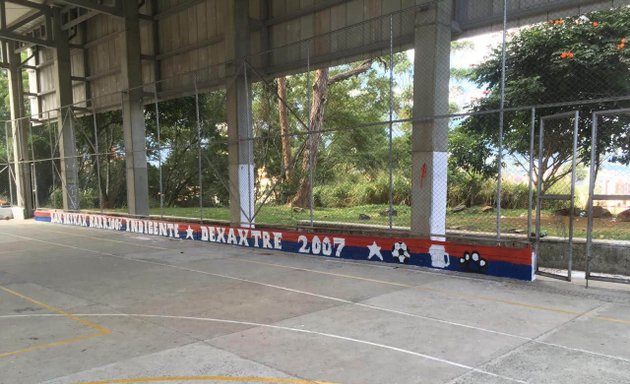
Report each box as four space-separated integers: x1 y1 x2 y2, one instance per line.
0 221 629 384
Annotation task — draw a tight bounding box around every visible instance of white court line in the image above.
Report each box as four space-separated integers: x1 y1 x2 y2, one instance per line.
443 304 611 384
0 313 527 384
3 231 630 367
0 232 533 338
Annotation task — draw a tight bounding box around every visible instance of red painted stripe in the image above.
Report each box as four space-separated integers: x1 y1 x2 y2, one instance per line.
191 224 532 266
35 211 532 267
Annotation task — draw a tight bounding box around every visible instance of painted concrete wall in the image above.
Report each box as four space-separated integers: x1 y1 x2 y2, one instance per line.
34 209 535 281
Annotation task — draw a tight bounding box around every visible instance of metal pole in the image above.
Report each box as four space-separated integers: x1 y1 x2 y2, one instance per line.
566 111 580 282
92 106 104 212
496 0 509 241
154 85 164 218
527 107 535 240
27 118 39 209
307 45 314 227
195 77 203 222
535 118 545 274
5 122 13 205
586 112 598 288
47 112 56 207
388 15 394 230
244 61 253 226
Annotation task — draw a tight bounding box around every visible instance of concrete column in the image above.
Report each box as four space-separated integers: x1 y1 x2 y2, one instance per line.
120 0 149 216
6 41 33 217
53 9 80 211
410 0 452 239
226 0 254 227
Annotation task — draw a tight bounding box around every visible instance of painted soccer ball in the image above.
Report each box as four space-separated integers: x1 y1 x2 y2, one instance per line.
392 241 411 263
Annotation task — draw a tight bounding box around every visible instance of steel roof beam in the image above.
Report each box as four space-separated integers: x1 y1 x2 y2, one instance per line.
0 29 54 47
53 0 122 17
6 0 49 12
5 9 45 31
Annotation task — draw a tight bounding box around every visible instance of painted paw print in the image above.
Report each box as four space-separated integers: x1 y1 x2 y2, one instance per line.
459 251 487 273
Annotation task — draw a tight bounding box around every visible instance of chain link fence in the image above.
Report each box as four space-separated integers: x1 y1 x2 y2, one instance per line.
2 1 630 282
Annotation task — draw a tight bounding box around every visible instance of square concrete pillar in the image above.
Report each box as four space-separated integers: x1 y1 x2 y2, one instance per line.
226 0 255 227
53 9 80 211
120 0 149 216
410 0 452 239
6 41 33 217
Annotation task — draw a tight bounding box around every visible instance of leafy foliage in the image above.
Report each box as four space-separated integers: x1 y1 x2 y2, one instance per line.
459 7 630 193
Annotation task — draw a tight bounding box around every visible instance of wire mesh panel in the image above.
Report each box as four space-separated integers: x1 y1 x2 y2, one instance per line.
150 92 203 219
535 111 580 281
586 109 630 284
92 107 127 214
28 116 54 209
39 116 61 209
198 87 229 223
388 122 411 229
0 122 15 207
248 75 294 227
145 87 163 218
447 112 501 237
69 109 101 211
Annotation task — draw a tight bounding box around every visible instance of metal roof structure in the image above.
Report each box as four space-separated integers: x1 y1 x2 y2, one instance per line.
0 0 626 113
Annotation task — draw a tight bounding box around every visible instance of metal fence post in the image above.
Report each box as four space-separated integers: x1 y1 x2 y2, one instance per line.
91 106 104 212
586 112 598 288
307 45 313 228
152 85 164 218
535 117 545 273
243 61 254 227
567 111 580 282
527 107 536 240
5 121 14 206
496 0 509 241
46 112 55 208
27 118 39 209
388 14 394 230
195 77 203 222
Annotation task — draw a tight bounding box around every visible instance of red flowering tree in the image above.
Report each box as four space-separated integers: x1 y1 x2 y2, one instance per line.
454 6 630 195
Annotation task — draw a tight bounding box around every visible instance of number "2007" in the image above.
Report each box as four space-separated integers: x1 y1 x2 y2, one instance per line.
298 235 345 257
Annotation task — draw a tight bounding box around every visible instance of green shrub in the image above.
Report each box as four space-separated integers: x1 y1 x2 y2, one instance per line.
314 172 411 208
501 182 530 209
314 182 352 207
542 182 582 211
447 172 531 209
447 171 492 207
47 187 99 209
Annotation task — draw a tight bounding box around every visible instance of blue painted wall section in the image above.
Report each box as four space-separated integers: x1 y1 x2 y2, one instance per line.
35 210 535 281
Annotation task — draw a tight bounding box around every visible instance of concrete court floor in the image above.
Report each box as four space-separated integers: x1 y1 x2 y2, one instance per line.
0 221 629 384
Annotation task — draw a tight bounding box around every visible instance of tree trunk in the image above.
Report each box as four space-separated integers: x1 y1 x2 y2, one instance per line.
277 77 293 183
290 68 329 207
288 59 378 208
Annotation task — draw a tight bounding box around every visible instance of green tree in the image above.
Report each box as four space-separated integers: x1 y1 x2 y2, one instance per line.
458 7 630 194
144 91 228 207
263 54 411 207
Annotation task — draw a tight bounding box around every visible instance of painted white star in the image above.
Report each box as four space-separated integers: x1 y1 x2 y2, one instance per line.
367 241 383 261
185 225 194 240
